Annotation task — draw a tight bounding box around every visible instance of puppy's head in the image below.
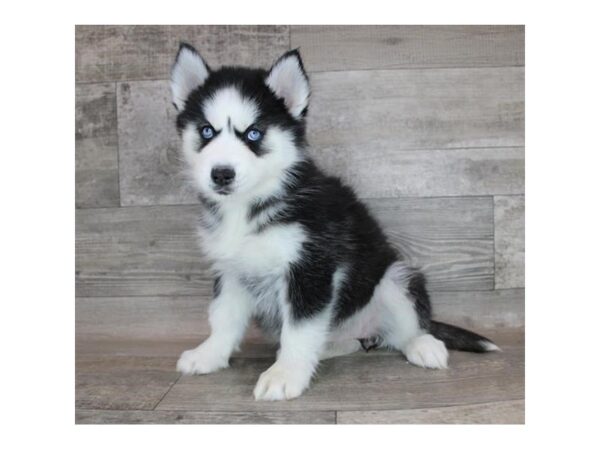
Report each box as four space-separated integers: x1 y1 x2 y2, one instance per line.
171 43 310 201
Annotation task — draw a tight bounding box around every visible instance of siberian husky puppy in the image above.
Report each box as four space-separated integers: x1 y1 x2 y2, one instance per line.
170 43 499 401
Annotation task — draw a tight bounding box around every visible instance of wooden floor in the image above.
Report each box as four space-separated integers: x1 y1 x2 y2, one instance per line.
76 328 524 424
75 25 525 424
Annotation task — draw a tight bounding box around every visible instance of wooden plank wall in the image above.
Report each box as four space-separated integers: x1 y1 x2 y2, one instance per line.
75 25 525 346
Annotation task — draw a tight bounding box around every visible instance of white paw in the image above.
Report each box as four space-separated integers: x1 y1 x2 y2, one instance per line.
253 362 310 401
404 334 449 369
176 345 229 375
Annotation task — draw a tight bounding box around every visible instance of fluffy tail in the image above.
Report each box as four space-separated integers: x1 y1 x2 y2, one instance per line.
429 320 500 353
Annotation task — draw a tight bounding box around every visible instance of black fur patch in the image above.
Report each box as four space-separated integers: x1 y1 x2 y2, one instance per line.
429 321 495 353
247 196 283 222
254 160 398 322
213 275 223 298
175 66 307 155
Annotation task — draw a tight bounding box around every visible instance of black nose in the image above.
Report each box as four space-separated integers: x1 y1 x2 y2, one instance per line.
211 166 236 186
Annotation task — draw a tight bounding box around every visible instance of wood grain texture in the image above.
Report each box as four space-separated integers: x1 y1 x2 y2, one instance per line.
76 296 210 341
494 196 525 288
370 196 494 291
312 146 524 199
155 331 523 412
115 69 523 206
116 80 190 206
291 25 524 72
74 25 526 425
308 67 524 150
337 400 524 424
75 25 290 83
76 354 179 410
74 330 522 423
75 290 522 351
75 204 211 297
369 196 493 240
75 409 335 424
76 83 120 208
76 196 493 297
76 296 267 346
76 338 277 359
432 289 524 329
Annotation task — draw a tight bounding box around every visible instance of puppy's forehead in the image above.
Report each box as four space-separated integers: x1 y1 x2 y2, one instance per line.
202 86 258 130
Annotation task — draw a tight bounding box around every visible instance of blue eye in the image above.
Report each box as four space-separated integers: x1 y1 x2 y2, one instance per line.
201 126 214 140
246 129 262 142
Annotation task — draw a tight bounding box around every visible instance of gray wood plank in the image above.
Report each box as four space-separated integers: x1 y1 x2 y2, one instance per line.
76 83 120 208
76 25 290 83
76 296 210 342
75 289 522 351
75 409 335 424
76 289 520 361
305 67 524 198
312 146 524 199
369 196 493 240
156 331 523 412
76 196 493 297
337 399 524 424
291 25 524 72
76 354 179 410
370 197 494 291
116 80 194 206
494 195 525 288
76 296 266 347
307 66 524 151
116 67 523 205
75 204 211 297
76 338 202 358
432 289 525 329
76 337 276 360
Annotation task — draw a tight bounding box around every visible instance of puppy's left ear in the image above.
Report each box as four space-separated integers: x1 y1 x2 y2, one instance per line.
265 49 310 119
171 43 211 111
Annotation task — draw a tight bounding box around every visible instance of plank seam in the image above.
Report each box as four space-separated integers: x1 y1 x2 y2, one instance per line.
336 398 525 416
114 81 122 208
74 288 524 301
75 64 525 85
493 195 497 290
152 373 182 411
74 191 522 211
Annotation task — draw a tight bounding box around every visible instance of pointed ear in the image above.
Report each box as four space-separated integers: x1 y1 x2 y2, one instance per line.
170 43 211 111
265 50 310 118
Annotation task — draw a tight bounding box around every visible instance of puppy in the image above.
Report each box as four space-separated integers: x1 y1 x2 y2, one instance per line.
170 43 499 401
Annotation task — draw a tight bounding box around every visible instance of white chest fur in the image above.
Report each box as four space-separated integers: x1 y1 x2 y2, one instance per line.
198 203 306 276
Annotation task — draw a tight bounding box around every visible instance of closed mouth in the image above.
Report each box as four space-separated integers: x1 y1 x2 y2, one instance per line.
213 186 233 195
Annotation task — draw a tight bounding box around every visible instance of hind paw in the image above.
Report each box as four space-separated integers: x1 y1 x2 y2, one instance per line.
404 334 448 369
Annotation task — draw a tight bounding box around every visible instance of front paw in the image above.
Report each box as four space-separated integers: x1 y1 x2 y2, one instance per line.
176 345 229 375
253 362 310 401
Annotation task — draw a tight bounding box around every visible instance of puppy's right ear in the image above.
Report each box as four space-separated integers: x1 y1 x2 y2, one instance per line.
171 43 210 111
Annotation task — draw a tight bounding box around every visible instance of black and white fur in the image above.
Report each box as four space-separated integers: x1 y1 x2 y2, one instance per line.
170 43 499 401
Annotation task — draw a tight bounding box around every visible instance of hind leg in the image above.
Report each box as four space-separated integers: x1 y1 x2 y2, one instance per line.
376 262 449 369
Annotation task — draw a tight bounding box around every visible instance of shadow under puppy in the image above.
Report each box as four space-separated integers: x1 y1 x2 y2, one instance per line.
170 43 499 401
